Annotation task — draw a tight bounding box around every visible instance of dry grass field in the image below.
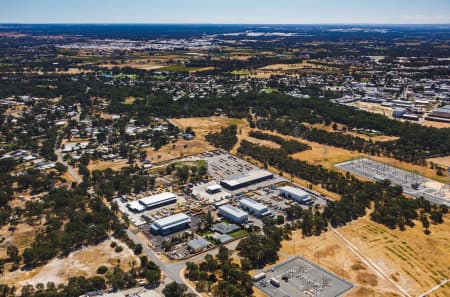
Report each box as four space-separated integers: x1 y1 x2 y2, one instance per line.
170 117 246 140
427 156 450 169
0 223 40 258
145 139 214 164
349 101 394 117
338 215 450 297
1 238 138 289
422 120 450 129
281 231 399 297
250 60 340 78
306 122 399 142
88 159 130 172
246 136 281 149
169 116 446 197
281 214 450 297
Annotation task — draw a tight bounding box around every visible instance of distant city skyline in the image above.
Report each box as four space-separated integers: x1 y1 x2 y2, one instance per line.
1 0 450 24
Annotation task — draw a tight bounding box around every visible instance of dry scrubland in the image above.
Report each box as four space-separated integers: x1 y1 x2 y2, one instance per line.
281 214 450 297
306 122 400 142
1 238 138 289
145 139 215 164
422 120 450 129
0 224 40 259
427 155 450 169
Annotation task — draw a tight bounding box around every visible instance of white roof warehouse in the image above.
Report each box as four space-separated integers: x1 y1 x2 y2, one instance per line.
220 169 273 190
218 204 248 224
150 213 191 235
138 192 177 210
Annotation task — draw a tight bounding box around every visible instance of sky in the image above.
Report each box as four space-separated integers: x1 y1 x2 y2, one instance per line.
1 0 450 24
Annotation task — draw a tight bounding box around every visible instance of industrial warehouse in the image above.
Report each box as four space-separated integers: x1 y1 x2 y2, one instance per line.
114 151 327 261
218 204 249 224
127 192 177 212
239 197 270 217
279 186 313 204
150 213 191 235
220 169 274 190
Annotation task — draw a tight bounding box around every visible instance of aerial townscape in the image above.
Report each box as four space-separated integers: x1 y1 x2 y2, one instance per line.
0 1 450 297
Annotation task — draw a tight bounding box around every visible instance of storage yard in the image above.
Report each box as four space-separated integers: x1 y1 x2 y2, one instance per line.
110 150 330 260
254 257 353 297
336 158 450 206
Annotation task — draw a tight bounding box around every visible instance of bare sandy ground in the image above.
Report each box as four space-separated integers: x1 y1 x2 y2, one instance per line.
427 156 450 168
2 238 138 289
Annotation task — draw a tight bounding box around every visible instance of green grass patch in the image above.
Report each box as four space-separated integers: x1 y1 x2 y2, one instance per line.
262 88 279 94
153 75 166 80
229 229 248 238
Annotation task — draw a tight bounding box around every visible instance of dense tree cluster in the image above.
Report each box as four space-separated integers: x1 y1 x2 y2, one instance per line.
238 140 445 231
205 125 238 151
256 117 447 164
237 221 284 269
185 246 253 297
21 188 115 267
105 91 449 164
91 167 156 200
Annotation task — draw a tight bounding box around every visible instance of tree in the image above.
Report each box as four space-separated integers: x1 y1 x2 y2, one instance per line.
96 265 108 274
144 261 161 284
6 245 19 262
276 215 285 225
217 246 230 263
175 166 190 184
134 244 143 255
55 162 68 174
163 282 193 297
430 210 443 224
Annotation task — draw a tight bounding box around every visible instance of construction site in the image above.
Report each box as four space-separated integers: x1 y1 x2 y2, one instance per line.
335 158 450 206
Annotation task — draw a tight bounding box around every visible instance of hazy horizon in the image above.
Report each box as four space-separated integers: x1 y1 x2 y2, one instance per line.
2 0 450 25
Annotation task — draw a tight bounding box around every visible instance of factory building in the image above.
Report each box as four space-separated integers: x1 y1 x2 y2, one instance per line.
150 213 191 235
220 169 273 190
218 204 248 224
127 200 146 213
139 192 177 210
392 107 406 118
187 238 212 253
206 184 222 194
425 105 450 123
239 197 270 217
279 186 312 204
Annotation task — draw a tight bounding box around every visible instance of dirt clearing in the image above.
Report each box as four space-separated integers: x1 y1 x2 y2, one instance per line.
1 238 139 289
145 139 215 164
170 117 246 140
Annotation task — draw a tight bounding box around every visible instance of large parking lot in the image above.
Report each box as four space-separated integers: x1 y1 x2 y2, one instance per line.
204 151 286 193
336 158 450 206
255 257 353 297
